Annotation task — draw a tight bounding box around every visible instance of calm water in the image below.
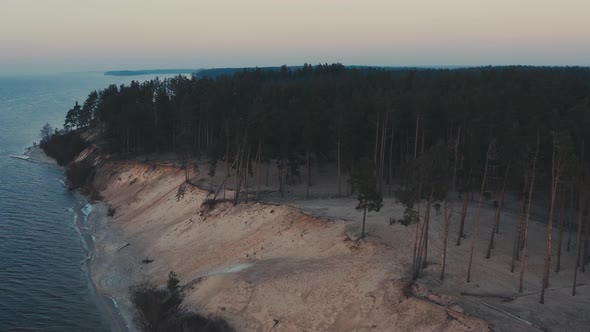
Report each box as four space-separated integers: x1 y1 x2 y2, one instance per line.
0 73 172 331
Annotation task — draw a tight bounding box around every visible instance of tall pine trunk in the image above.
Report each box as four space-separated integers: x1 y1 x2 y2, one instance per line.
540 160 560 303
255 142 261 200
306 150 310 200
451 127 461 194
567 184 574 252
511 188 527 272
337 122 342 198
486 164 510 258
466 143 492 283
244 146 251 203
414 113 420 159
456 193 469 246
573 194 586 296
519 136 540 293
440 200 451 280
555 186 566 272
388 119 395 197
411 182 423 279
361 205 367 239
422 192 432 268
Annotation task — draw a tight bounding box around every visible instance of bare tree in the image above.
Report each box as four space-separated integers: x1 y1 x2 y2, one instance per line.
541 132 573 304
519 135 540 293
466 141 494 283
555 185 566 272
440 199 452 280
456 168 472 246
511 186 528 273
573 192 587 296
486 163 510 258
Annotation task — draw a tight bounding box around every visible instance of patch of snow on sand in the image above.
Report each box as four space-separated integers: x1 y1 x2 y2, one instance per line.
82 203 93 223
204 263 254 277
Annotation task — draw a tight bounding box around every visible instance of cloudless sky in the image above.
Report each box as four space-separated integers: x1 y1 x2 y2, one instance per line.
1 0 589 74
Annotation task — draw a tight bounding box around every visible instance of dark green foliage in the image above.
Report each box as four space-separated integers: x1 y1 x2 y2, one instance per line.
400 207 418 226
50 65 590 207
350 160 383 237
176 184 186 201
40 130 88 166
350 160 383 213
166 271 180 292
107 206 116 217
207 159 217 178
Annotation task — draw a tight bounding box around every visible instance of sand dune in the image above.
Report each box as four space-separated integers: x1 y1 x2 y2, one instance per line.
87 160 590 331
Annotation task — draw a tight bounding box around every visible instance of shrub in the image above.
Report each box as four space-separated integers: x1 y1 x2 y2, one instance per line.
40 130 88 166
131 276 233 332
166 271 180 293
107 206 116 217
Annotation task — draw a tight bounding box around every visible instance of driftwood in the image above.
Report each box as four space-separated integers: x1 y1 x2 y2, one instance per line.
116 242 130 252
480 301 536 328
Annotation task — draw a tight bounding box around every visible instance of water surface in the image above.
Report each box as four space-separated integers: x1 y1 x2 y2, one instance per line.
0 73 172 331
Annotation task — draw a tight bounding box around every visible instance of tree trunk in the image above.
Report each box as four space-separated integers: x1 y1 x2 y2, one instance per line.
540 170 560 304
414 113 420 159
411 182 423 278
511 188 527 273
233 144 244 205
306 150 310 200
584 208 590 272
379 112 388 194
266 161 269 187
556 185 566 273
567 184 574 252
486 164 510 258
255 142 261 201
451 127 461 194
374 117 380 166
456 193 469 246
519 136 540 293
440 200 451 280
244 146 251 203
224 136 229 200
361 205 367 239
573 194 586 296
212 157 239 202
466 143 492 283
388 118 395 197
415 190 433 279
337 123 341 198
422 193 433 269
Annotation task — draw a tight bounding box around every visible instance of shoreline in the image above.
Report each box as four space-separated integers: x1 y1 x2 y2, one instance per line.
23 146 131 332
25 141 590 331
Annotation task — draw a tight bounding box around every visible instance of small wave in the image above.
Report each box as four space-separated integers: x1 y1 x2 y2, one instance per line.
111 298 119 309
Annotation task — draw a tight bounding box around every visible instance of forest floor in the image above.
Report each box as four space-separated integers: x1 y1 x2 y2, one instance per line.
89 154 590 331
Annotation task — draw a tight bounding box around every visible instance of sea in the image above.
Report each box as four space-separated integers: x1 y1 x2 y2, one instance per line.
0 73 175 331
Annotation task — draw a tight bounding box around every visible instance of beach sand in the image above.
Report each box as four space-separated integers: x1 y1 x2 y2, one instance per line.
73 154 590 331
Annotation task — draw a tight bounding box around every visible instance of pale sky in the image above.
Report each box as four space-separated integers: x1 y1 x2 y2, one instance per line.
1 0 589 74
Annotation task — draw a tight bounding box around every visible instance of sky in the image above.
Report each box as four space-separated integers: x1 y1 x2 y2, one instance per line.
1 0 589 74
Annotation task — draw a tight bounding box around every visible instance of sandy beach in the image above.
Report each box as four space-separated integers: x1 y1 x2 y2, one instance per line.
27 138 589 331
72 155 587 331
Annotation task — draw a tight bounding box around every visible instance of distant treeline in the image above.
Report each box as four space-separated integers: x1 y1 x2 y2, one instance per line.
64 64 590 193
104 69 199 76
